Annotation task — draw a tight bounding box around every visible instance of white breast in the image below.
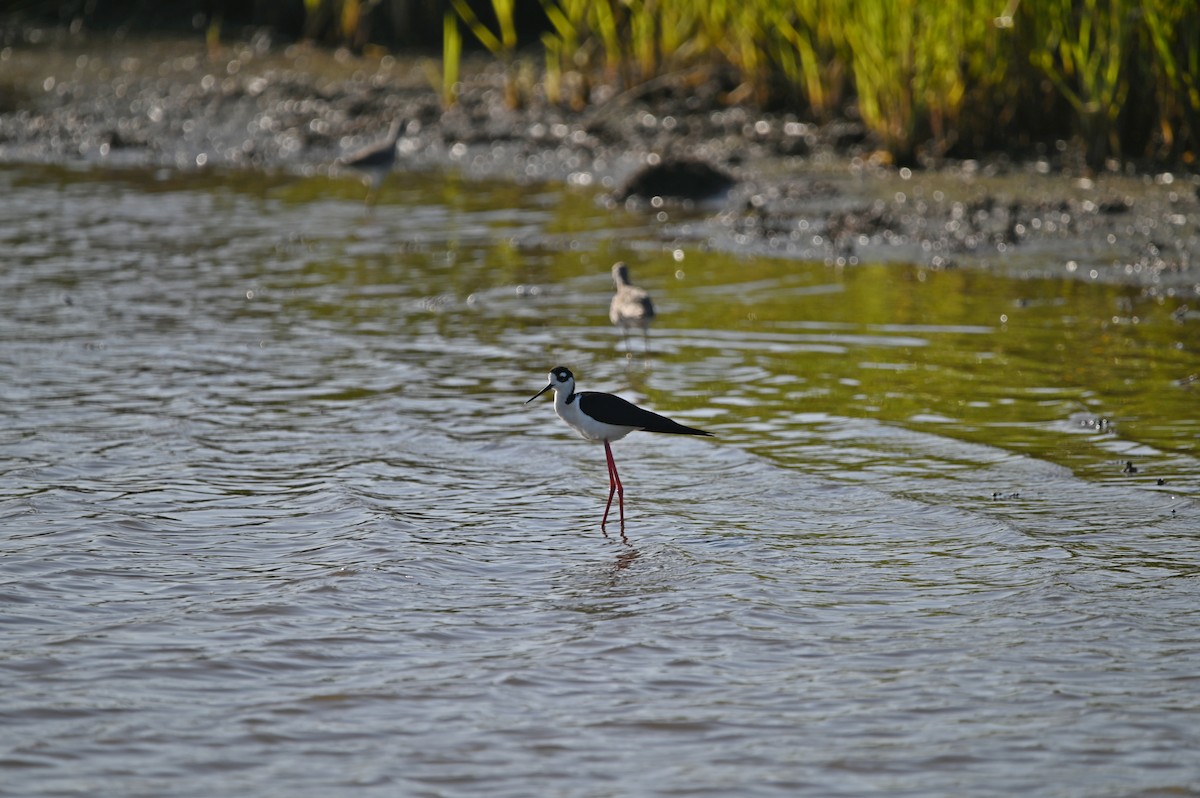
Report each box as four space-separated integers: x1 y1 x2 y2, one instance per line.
555 392 637 443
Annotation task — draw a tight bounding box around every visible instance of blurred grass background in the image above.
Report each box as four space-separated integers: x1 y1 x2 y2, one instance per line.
1 0 1197 167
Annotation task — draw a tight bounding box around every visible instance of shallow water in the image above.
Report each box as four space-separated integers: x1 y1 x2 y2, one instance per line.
2 163 1198 797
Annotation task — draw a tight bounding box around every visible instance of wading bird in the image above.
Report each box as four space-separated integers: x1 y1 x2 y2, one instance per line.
609 262 656 354
526 366 712 535
336 119 403 207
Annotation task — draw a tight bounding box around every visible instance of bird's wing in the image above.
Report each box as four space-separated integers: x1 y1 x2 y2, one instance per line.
578 392 710 436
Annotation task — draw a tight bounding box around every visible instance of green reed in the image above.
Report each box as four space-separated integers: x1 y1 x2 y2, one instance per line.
289 0 1197 166
528 0 1199 166
1027 0 1131 163
1140 0 1200 157
537 0 587 107
449 0 521 107
442 11 461 108
300 0 361 47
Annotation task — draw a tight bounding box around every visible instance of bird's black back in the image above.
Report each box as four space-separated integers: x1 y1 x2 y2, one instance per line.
577 391 712 436
344 145 395 169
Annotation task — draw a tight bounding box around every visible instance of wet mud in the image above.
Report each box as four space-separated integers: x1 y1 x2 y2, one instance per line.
1 25 1198 298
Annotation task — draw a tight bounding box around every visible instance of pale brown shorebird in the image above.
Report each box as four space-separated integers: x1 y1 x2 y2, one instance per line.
609 261 656 354
336 119 403 206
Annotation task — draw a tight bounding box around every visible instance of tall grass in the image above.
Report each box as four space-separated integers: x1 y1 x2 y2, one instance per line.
1028 0 1131 163
301 0 362 47
1140 1 1200 158
529 0 1199 166
289 0 1198 166
442 11 461 108
449 0 521 107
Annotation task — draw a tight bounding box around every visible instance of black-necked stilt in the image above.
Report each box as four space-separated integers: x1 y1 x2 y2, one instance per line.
609 261 656 353
526 366 712 534
336 119 404 206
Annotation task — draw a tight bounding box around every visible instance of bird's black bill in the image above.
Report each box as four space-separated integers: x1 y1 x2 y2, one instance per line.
525 383 553 404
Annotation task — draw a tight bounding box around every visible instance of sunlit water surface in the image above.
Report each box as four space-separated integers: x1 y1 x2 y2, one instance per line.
2 164 1198 797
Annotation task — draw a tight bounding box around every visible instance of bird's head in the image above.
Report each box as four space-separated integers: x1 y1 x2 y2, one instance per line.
525 366 575 403
611 262 632 287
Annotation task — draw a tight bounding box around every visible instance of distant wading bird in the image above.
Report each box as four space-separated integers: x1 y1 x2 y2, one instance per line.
526 366 713 535
609 261 656 354
336 119 403 207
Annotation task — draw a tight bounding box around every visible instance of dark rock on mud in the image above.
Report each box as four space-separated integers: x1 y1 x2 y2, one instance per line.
617 157 736 202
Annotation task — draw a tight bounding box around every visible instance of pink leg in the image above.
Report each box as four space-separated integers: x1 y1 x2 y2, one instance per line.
600 440 625 533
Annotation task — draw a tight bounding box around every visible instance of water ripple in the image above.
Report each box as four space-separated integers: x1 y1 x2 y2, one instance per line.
2 164 1198 798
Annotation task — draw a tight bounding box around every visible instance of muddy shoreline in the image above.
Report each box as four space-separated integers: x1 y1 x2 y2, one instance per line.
2 25 1198 298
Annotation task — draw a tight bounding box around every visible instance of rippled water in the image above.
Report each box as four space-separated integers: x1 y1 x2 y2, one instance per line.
2 163 1199 797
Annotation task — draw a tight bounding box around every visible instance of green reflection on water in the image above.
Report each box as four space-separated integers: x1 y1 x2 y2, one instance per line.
642 252 1197 482
11 162 1193 489
282 168 1196 486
